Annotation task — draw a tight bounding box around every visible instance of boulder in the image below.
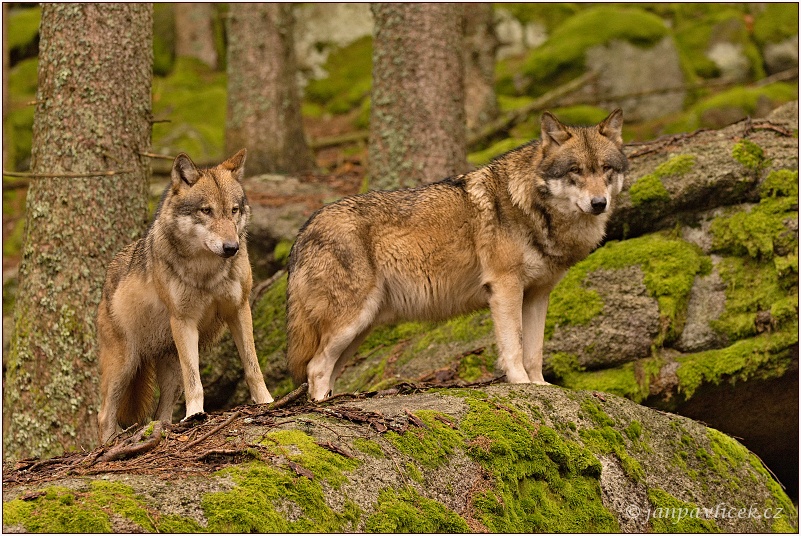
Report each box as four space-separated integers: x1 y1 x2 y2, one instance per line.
2 385 796 533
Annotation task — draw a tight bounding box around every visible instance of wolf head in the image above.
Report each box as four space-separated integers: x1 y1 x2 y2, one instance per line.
167 149 250 258
537 109 628 216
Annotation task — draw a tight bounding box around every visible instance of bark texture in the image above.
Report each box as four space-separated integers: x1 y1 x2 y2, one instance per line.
3 3 152 460
226 3 314 174
462 3 499 135
369 3 468 190
174 3 218 69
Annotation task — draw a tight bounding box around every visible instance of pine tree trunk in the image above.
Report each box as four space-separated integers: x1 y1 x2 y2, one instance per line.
226 3 314 174
368 3 468 190
174 3 218 69
3 3 152 460
463 3 499 135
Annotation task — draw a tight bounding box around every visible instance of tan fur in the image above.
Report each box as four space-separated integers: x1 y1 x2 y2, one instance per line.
287 110 628 400
97 150 273 444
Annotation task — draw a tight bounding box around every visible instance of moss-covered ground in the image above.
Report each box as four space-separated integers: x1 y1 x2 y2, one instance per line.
6 385 795 532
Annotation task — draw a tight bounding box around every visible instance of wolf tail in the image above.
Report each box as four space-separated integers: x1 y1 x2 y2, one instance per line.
286 298 320 384
117 359 157 428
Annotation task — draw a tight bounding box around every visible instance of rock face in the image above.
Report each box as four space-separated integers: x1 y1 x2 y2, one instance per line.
2 385 797 533
583 37 686 121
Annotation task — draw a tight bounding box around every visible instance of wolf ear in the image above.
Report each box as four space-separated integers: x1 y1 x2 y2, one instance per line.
221 148 247 182
541 112 572 149
598 108 624 146
171 153 200 189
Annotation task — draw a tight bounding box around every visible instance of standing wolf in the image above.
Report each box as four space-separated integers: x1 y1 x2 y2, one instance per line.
287 110 627 401
97 150 273 443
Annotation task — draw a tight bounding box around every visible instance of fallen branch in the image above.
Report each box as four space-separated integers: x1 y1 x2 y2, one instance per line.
184 410 242 450
96 421 163 464
467 71 597 149
266 382 309 411
2 169 133 179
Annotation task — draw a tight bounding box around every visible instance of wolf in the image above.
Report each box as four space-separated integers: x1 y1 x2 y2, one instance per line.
97 149 274 443
286 110 628 401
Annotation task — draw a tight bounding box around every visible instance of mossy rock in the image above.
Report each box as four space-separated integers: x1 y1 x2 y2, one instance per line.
497 6 669 97
3 385 796 533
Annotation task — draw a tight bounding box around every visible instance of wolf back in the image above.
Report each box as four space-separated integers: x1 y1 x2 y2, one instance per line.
286 110 628 401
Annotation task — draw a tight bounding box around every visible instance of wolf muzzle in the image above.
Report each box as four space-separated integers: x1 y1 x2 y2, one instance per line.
221 242 240 258
590 196 607 215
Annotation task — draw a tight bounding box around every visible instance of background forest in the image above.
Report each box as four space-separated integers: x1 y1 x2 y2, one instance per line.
1 3 799 532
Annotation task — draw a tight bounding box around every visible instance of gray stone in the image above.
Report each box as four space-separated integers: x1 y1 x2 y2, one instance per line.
583 37 685 122
674 259 728 353
764 35 799 74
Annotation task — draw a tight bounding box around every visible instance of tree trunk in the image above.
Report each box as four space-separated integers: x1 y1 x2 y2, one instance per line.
369 3 468 190
462 3 499 135
174 3 218 69
3 3 152 460
226 3 314 175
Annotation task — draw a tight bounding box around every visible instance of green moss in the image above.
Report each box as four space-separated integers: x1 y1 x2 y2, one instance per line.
152 57 227 162
624 421 643 442
732 139 766 171
385 411 463 469
495 3 578 31
365 486 469 533
261 429 360 488
2 481 203 533
3 486 112 533
580 399 615 427
457 347 497 383
468 138 527 166
557 358 663 404
251 273 289 370
548 234 710 346
673 8 764 80
577 400 645 482
675 330 797 399
630 173 671 206
305 35 373 116
753 3 799 45
761 169 799 199
273 239 294 266
630 154 696 207
202 461 361 533
353 437 385 458
457 396 617 532
647 488 720 532
514 7 668 96
7 6 41 51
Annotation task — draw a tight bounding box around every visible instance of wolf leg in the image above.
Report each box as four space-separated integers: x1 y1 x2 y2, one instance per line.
169 317 205 418
308 307 378 401
487 277 530 383
522 288 552 384
97 342 136 444
227 304 274 405
329 328 372 393
154 353 183 423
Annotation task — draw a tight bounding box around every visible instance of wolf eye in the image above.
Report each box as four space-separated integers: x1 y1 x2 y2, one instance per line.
232 206 239 215
569 166 580 174
199 207 212 215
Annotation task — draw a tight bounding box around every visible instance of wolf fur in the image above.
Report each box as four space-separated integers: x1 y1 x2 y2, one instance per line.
286 110 628 401
97 149 273 443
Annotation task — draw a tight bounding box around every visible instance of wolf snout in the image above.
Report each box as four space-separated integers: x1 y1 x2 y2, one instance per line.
590 196 607 214
221 242 240 257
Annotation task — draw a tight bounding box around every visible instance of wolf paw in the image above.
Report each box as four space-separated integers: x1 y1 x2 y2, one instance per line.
180 411 208 424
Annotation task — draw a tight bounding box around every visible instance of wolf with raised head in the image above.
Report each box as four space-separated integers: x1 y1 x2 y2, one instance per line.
287 110 628 401
97 150 273 443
